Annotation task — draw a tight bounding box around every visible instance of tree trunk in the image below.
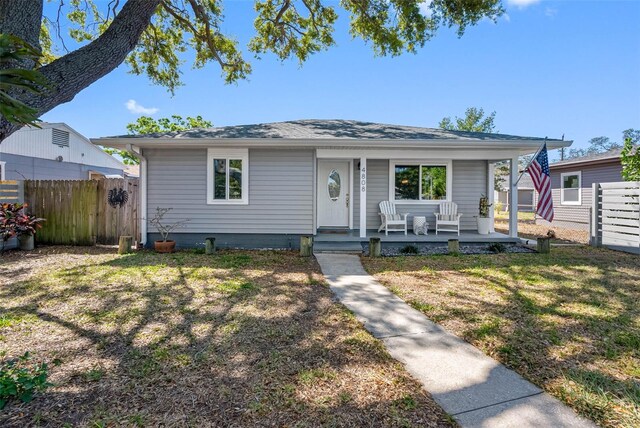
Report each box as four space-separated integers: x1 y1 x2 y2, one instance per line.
0 0 162 141
0 1 43 47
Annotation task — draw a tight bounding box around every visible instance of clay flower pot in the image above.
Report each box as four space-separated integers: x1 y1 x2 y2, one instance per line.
154 240 176 253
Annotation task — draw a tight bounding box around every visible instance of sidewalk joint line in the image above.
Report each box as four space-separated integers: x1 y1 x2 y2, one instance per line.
451 392 544 416
377 330 433 339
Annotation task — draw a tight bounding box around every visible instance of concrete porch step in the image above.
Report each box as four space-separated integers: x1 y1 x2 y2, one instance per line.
313 241 363 254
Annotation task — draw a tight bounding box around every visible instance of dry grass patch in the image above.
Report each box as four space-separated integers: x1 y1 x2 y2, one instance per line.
363 246 640 428
1 247 452 427
494 211 589 244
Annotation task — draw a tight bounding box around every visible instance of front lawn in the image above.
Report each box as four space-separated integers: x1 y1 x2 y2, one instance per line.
362 247 639 428
0 247 452 427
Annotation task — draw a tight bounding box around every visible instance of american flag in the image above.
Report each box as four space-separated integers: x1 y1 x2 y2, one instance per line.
527 144 554 222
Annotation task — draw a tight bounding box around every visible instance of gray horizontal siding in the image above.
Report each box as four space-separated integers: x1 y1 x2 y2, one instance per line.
540 162 622 227
0 153 123 180
354 160 487 231
145 148 314 234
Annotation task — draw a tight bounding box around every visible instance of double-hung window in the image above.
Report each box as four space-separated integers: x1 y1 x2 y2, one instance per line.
390 161 452 203
560 171 581 205
207 148 249 204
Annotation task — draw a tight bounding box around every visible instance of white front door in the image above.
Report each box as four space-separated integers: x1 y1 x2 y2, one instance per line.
317 160 350 228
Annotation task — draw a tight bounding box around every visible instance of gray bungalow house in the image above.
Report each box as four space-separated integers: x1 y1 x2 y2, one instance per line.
95 120 571 249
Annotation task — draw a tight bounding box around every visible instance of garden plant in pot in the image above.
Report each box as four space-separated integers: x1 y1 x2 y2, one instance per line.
477 195 493 235
0 203 45 251
149 207 189 253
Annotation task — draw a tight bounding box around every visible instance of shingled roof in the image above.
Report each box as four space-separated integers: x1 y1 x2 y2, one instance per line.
107 119 559 141
550 146 633 168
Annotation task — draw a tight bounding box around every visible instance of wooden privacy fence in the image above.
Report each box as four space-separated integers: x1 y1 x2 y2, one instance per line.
24 179 139 246
591 181 640 255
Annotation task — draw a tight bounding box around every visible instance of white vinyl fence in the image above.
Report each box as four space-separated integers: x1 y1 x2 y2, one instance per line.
591 181 640 254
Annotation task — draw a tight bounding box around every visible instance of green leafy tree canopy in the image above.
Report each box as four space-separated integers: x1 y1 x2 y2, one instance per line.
620 129 640 181
439 107 497 133
104 115 212 165
566 129 638 160
0 0 504 140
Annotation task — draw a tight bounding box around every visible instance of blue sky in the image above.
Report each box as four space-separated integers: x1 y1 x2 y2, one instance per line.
42 0 640 158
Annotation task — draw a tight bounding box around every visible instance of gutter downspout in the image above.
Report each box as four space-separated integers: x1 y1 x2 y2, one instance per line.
127 144 147 247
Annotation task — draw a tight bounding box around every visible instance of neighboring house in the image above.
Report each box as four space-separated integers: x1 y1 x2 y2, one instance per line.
535 147 631 230
96 120 570 248
0 123 125 180
495 172 536 212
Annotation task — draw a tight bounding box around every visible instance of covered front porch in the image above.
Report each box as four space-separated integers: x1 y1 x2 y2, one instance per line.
316 229 519 243
313 229 520 253
315 149 524 240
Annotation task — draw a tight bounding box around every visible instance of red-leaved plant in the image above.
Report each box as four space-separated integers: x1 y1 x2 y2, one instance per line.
0 203 45 241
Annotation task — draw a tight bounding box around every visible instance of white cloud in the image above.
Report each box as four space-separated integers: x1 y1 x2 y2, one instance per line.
507 0 541 8
125 99 159 115
545 7 558 18
419 0 433 18
503 13 511 23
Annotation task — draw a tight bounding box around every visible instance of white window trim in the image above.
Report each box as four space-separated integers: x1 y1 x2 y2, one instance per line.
388 160 453 204
560 171 582 205
207 148 249 205
0 161 5 180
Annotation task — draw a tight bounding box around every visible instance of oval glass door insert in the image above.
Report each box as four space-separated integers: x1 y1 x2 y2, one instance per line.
328 170 341 201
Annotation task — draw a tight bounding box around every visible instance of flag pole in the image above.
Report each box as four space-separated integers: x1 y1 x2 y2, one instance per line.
514 137 547 186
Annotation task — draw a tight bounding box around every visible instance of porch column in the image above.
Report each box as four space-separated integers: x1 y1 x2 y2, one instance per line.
359 157 367 238
487 162 495 233
509 156 519 238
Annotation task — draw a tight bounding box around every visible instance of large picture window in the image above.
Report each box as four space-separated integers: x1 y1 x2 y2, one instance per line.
390 161 451 203
560 171 581 205
207 149 249 204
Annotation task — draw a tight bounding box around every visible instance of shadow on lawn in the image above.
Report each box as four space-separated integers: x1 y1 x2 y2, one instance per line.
0 249 449 427
366 247 640 427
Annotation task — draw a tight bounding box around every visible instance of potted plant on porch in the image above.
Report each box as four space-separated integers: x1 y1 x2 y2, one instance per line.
477 195 493 235
0 203 45 251
149 207 189 253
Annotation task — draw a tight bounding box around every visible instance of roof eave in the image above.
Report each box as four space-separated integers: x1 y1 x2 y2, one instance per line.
93 137 572 152
550 156 621 169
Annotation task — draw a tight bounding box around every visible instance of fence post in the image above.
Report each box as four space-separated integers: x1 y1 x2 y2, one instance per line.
590 183 600 247
118 236 133 254
448 239 460 255
300 236 313 257
369 237 381 257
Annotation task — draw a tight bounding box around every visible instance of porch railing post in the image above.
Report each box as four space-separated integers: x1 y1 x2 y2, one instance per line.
487 162 495 233
359 157 367 238
509 156 519 238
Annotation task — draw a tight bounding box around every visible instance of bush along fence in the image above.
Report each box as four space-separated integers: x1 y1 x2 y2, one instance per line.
22 179 139 246
591 181 640 255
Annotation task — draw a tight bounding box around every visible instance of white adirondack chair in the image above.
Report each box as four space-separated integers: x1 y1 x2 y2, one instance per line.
378 201 409 235
434 202 462 235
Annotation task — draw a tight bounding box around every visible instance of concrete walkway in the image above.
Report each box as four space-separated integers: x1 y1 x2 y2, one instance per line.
315 253 596 428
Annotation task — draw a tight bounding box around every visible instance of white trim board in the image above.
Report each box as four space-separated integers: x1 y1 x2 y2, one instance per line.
206 148 249 205
388 160 453 205
317 148 529 161
560 171 582 205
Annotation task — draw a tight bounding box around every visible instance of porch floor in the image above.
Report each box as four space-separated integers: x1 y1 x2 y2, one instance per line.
315 230 518 243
